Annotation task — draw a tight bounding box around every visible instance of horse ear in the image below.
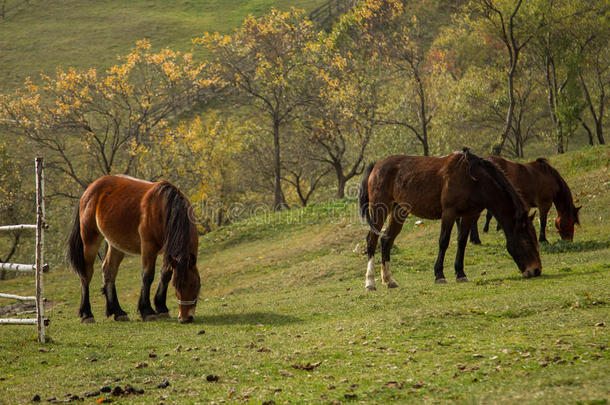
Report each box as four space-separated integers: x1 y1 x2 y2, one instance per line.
575 206 582 224
529 212 536 223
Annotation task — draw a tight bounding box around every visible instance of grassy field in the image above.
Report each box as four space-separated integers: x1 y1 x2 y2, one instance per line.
0 0 326 90
0 146 608 404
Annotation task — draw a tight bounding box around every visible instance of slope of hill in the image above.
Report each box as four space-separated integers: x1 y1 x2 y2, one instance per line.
0 0 326 90
0 145 608 403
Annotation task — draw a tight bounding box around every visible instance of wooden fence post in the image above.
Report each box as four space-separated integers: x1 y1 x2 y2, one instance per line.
0 158 47 342
35 157 45 343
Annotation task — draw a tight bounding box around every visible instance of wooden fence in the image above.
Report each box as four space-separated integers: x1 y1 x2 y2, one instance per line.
309 0 358 28
0 0 30 21
0 157 48 343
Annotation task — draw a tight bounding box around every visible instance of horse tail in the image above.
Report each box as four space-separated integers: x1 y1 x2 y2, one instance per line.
66 206 86 278
156 182 194 289
359 162 381 235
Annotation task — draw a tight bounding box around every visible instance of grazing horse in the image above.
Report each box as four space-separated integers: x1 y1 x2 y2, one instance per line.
358 148 542 289
66 175 201 324
470 157 580 244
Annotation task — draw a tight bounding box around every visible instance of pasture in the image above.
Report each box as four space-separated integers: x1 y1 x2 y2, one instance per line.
0 146 608 404
0 0 326 90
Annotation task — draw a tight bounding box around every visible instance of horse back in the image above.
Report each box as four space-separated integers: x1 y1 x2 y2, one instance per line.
486 156 556 209
370 153 471 220
80 175 156 254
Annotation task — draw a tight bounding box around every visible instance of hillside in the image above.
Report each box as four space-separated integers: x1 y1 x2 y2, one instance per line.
0 0 326 90
0 146 608 403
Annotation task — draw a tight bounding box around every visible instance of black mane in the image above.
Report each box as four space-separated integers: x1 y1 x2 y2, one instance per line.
535 157 577 217
153 181 196 289
462 147 527 220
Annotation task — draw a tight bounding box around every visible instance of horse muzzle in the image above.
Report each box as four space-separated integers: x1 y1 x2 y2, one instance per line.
179 315 194 324
522 266 542 278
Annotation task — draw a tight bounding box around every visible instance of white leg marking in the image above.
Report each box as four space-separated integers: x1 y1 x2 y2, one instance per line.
382 262 399 288
365 257 376 290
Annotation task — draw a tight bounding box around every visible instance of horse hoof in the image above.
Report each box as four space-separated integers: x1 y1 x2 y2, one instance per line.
156 312 170 319
115 315 130 322
365 285 377 291
81 317 95 324
143 314 158 322
456 277 469 283
435 278 447 284
387 281 399 288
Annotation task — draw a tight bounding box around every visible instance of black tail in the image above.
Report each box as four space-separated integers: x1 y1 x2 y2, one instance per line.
358 162 376 230
66 206 86 278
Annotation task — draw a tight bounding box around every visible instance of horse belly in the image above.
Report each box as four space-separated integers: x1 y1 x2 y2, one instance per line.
394 177 443 220
95 199 144 255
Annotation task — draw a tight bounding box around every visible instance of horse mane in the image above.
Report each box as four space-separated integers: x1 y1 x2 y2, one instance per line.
462 148 527 220
152 181 195 289
534 157 578 222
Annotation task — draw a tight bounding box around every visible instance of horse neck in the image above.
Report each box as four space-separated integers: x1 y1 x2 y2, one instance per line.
551 177 575 218
476 176 522 236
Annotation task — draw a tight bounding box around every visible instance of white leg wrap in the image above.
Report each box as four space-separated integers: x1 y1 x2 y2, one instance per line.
365 257 376 290
382 262 399 288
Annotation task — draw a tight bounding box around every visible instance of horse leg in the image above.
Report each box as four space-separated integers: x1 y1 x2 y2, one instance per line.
380 205 407 288
153 265 173 318
434 214 455 284
79 233 102 323
101 245 129 321
483 210 493 233
455 215 477 282
365 201 390 291
538 204 551 243
138 243 158 321
469 213 482 245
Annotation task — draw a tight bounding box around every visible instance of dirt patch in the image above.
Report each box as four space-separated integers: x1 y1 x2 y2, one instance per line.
0 299 54 317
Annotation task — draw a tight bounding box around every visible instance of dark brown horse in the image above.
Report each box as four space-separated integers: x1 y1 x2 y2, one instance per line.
358 148 542 289
67 175 200 323
470 157 580 244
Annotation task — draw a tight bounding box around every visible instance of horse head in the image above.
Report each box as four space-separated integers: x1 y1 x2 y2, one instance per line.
170 253 201 324
506 211 542 278
555 205 581 241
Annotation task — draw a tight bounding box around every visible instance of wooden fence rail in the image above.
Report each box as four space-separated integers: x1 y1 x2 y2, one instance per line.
309 0 357 28
0 157 47 343
1 0 30 20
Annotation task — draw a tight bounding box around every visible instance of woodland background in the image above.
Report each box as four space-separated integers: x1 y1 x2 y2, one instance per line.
0 0 608 269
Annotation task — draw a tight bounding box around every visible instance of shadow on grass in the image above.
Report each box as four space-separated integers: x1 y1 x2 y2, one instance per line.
540 239 610 254
198 311 302 326
474 266 608 285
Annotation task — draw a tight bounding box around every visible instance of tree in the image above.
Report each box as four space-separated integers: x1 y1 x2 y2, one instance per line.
304 0 400 198
197 8 318 210
576 2 609 145
136 112 245 231
281 127 330 207
368 0 453 156
0 40 210 196
469 0 541 155
531 0 592 153
0 143 34 276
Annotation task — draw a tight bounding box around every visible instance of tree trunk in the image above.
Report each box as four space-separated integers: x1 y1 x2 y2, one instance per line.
415 72 430 157
596 119 605 145
272 118 287 211
493 72 516 155
334 163 346 199
556 122 565 153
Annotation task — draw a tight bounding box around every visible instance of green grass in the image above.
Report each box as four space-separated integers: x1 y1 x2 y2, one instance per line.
0 0 326 90
0 145 609 404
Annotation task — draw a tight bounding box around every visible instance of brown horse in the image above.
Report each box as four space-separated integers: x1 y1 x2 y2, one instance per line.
66 175 201 324
470 157 581 244
358 148 542 289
